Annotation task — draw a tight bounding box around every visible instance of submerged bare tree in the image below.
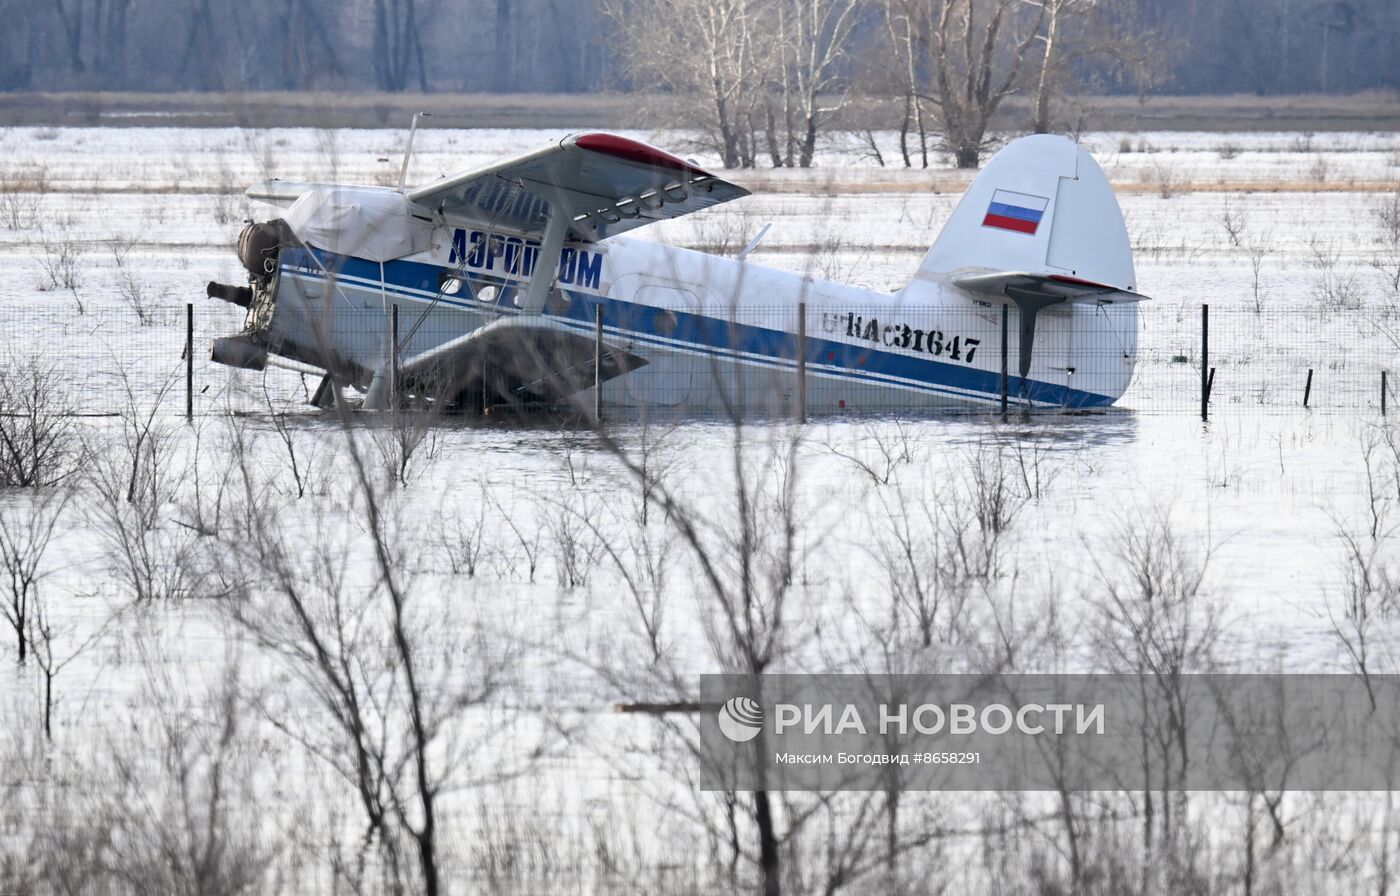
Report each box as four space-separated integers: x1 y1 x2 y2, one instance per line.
582 405 811 894
0 487 67 664
0 485 107 740
0 353 84 489
1325 431 1400 711
86 367 206 602
1373 186 1400 294
0 652 269 893
1088 503 1221 892
214 413 532 896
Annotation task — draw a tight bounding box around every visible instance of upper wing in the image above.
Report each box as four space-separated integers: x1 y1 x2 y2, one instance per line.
954 271 1150 305
406 132 749 242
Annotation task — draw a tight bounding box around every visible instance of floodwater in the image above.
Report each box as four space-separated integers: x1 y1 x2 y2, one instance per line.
1 125 1399 892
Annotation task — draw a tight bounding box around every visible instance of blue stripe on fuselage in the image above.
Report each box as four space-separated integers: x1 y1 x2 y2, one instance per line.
280 247 1113 408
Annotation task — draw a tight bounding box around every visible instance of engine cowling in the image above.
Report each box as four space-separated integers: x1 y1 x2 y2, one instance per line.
236 219 293 278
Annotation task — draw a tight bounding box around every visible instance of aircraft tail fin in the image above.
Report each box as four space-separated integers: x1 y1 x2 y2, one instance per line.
904 135 1136 295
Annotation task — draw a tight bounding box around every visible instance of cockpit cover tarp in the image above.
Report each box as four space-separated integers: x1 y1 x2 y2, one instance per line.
283 187 432 263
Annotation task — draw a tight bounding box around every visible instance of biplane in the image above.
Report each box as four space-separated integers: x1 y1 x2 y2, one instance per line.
205 130 1145 413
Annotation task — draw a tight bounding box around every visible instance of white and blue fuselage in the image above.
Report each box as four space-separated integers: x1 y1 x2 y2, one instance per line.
258 225 1135 413
214 134 1142 414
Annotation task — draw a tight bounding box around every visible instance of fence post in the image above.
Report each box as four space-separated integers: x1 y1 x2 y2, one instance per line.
1303 368 1313 408
390 303 400 410
1383 370 1389 417
1200 303 1209 422
1000 303 1009 420
185 302 193 420
797 301 807 424
594 303 604 423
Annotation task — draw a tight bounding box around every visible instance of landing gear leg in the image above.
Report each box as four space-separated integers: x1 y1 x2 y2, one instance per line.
310 374 339 410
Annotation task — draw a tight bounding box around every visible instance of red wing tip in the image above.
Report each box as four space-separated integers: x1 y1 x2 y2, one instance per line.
1047 274 1132 292
572 133 713 179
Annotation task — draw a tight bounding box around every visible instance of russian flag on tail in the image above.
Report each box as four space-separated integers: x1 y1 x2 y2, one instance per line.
982 189 1049 235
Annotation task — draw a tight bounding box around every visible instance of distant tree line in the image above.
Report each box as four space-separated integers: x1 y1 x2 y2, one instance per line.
2 0 1396 165
0 0 611 94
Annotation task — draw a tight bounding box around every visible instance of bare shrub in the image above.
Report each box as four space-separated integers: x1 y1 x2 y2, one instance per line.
1150 162 1175 200
1325 433 1400 709
371 410 442 488
1328 520 1400 708
1308 237 1364 310
1244 234 1271 313
592 421 810 896
811 230 868 282
1217 142 1241 161
1007 431 1065 503
437 489 489 577
0 656 267 892
215 420 532 896
490 488 545 582
86 370 206 602
0 487 67 665
0 163 46 230
1371 186 1400 293
17 494 111 738
35 232 85 296
98 662 267 894
260 382 336 499
1090 503 1221 685
543 485 607 590
824 419 919 486
1089 503 1220 884
862 437 1041 649
1219 197 1247 248
689 203 757 255
0 353 84 488
965 441 1027 537
855 128 886 167
871 484 978 648
587 491 677 662
111 237 156 325
212 155 245 226
1309 154 1330 184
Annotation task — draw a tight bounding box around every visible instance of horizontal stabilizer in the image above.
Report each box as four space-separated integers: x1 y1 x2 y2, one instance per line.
954 271 1150 305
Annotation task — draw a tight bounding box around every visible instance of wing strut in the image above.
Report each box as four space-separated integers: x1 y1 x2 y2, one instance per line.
521 187 570 315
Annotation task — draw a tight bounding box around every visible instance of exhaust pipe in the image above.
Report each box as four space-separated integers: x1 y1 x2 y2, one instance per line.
211 335 267 371
207 281 253 308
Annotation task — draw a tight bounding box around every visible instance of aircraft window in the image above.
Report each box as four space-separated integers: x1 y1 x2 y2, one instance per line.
439 274 463 295
654 309 678 335
476 284 499 303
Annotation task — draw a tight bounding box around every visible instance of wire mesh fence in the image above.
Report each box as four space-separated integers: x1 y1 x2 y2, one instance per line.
1 301 1395 420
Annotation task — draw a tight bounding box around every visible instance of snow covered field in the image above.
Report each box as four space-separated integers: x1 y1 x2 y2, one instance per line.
1 126 1400 893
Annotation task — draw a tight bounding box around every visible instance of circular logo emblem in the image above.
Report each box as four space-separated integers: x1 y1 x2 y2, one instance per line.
718 696 764 742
